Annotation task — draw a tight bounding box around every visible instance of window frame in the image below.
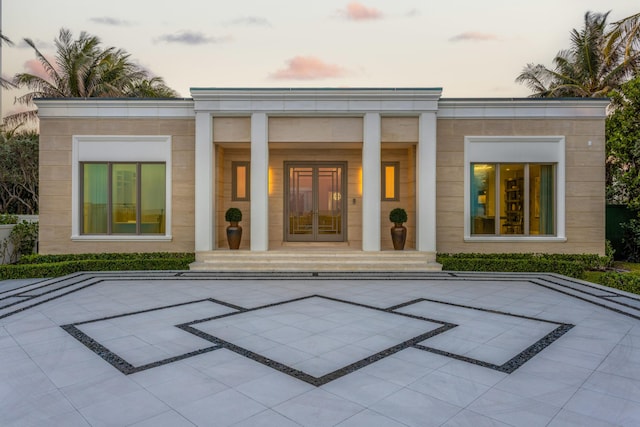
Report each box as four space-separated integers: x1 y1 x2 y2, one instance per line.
72 135 172 241
381 161 400 201
80 161 166 235
232 161 250 201
470 162 556 237
464 136 565 242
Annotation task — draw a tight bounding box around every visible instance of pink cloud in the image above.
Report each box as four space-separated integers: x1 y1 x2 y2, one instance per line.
270 56 347 80
23 58 55 80
343 2 382 21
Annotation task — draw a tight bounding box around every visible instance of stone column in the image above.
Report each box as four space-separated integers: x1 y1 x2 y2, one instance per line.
251 113 269 251
194 112 214 251
362 113 381 251
417 112 437 252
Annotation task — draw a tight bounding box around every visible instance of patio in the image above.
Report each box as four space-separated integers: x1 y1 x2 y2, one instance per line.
1 271 639 426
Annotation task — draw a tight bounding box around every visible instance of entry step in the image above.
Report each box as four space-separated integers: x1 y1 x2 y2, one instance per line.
190 250 441 272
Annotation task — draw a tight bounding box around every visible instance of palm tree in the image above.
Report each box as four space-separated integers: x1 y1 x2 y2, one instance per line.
607 12 640 69
0 33 16 90
516 11 639 97
6 28 177 125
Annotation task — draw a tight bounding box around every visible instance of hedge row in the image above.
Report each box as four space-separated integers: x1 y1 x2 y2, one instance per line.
0 253 195 280
598 272 640 294
438 256 586 278
17 252 192 264
1 251 606 281
438 252 610 270
435 253 612 278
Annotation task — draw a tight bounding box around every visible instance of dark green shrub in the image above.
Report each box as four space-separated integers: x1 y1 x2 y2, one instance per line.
599 272 640 294
389 208 407 224
0 252 195 280
0 214 18 225
435 252 614 278
225 207 242 222
1 220 38 263
621 218 640 262
18 252 191 264
604 240 615 267
438 255 585 278
437 252 609 271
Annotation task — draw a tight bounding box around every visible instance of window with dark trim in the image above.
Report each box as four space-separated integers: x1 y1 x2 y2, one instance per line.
381 162 399 201
232 161 250 201
81 162 166 235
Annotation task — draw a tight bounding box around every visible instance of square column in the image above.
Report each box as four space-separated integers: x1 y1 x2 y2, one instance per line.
362 113 381 251
417 112 437 252
194 112 214 251
251 113 269 251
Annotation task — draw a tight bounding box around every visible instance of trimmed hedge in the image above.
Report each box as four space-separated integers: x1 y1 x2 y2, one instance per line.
0 252 195 280
436 253 610 279
598 272 640 294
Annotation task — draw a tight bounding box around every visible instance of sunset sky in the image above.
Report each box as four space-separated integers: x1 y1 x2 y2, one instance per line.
1 0 637 118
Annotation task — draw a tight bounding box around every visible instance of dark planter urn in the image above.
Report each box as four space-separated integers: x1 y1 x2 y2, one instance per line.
226 222 243 250
391 223 406 250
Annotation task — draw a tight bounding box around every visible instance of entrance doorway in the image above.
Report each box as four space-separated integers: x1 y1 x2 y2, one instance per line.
285 162 346 242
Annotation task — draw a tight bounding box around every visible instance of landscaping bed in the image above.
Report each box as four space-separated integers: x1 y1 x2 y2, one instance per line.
0 252 195 280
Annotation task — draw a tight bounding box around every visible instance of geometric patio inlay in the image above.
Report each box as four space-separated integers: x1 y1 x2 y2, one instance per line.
63 295 573 386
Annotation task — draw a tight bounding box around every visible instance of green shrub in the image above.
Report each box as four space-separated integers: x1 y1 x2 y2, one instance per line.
621 218 640 262
437 252 609 271
438 255 585 278
225 207 242 222
389 208 408 224
604 240 615 267
18 252 191 264
1 220 38 263
435 253 612 278
0 214 18 225
0 252 195 280
598 272 640 294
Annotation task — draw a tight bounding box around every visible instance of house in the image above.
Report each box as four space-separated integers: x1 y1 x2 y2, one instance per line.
35 88 608 271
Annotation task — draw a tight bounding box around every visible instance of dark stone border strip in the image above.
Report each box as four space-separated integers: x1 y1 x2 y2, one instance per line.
530 279 640 321
414 323 574 374
390 298 575 374
2 270 637 322
0 277 106 320
60 292 577 385
0 274 85 301
181 294 455 386
399 297 564 325
62 324 221 375
0 277 52 296
73 297 244 326
180 323 455 386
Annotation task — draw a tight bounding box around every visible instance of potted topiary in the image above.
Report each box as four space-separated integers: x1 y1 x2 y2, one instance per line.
225 207 243 250
389 208 408 250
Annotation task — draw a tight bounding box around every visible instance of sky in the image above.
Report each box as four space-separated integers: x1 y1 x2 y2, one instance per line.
1 0 638 119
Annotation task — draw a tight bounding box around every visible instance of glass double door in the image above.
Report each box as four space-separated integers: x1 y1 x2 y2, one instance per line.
285 162 346 242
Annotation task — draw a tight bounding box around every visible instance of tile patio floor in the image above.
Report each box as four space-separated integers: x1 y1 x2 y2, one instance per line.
1 271 640 426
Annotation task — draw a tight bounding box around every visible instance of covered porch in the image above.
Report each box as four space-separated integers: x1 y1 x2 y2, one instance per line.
190 88 442 271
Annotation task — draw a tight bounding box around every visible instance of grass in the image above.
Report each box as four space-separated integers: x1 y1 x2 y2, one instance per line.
583 261 640 295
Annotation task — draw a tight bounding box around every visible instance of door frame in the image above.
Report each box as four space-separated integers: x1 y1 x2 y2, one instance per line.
284 161 348 242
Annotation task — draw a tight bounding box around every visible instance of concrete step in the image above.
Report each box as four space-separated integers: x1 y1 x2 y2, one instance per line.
190 250 441 272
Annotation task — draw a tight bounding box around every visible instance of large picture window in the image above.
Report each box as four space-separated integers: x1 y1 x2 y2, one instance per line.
470 163 555 236
82 162 166 235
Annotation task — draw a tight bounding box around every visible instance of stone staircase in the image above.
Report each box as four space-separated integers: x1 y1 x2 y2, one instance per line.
189 250 442 272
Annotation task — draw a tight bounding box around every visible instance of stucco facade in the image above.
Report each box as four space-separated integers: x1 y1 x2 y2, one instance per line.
35 88 608 264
